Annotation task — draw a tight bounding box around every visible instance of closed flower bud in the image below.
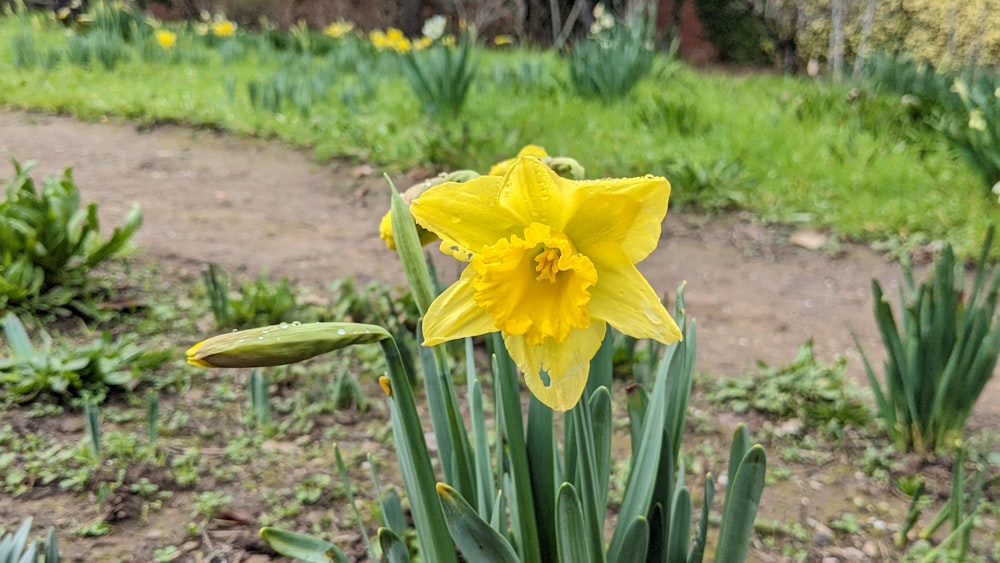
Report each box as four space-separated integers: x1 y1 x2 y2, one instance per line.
187 322 390 368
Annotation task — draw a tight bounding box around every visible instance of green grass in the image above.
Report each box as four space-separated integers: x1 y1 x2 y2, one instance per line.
0 13 996 257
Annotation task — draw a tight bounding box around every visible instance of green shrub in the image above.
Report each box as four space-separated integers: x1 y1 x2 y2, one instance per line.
0 158 142 318
855 227 1000 453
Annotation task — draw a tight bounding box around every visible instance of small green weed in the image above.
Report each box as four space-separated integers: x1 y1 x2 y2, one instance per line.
661 157 755 211
0 313 170 404
192 490 233 520
202 264 299 329
709 340 872 436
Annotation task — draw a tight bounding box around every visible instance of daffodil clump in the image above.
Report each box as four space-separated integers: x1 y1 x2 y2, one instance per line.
395 146 681 411
369 27 412 53
211 20 237 37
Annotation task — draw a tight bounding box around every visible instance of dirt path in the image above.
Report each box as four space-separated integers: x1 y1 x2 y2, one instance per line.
3 109 998 429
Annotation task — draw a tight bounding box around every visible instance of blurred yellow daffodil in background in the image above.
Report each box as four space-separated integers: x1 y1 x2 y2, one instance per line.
212 20 236 37
155 29 176 49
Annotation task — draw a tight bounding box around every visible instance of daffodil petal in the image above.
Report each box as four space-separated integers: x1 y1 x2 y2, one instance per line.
503 323 607 411
587 242 682 344
422 267 497 346
410 176 523 260
498 157 575 230
568 175 670 263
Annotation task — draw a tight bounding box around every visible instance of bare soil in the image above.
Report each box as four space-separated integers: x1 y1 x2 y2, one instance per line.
1 109 998 561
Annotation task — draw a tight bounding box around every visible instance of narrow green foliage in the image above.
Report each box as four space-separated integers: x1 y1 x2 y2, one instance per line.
437 483 519 563
715 436 767 563
83 402 100 459
377 527 411 563
566 6 656 103
400 32 479 120
856 227 1000 452
248 370 270 428
333 446 375 560
146 392 158 444
259 527 348 563
202 264 298 330
214 281 766 562
0 517 59 562
1 158 142 318
556 484 595 563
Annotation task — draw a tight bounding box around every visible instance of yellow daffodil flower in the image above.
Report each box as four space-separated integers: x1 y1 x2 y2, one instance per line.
323 20 354 39
155 30 177 49
370 28 412 53
413 36 433 50
493 34 514 46
212 20 236 37
380 170 480 250
410 156 682 411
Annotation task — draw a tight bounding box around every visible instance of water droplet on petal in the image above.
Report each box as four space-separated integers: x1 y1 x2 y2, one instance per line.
231 329 239 333
291 321 302 326
337 329 346 335
279 322 289 329
643 304 664 325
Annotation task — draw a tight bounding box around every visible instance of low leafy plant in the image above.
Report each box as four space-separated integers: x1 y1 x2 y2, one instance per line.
566 5 656 103
0 313 169 404
202 264 298 330
709 341 872 436
855 226 1000 453
1 158 142 318
0 517 60 562
400 27 478 120
661 157 755 211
